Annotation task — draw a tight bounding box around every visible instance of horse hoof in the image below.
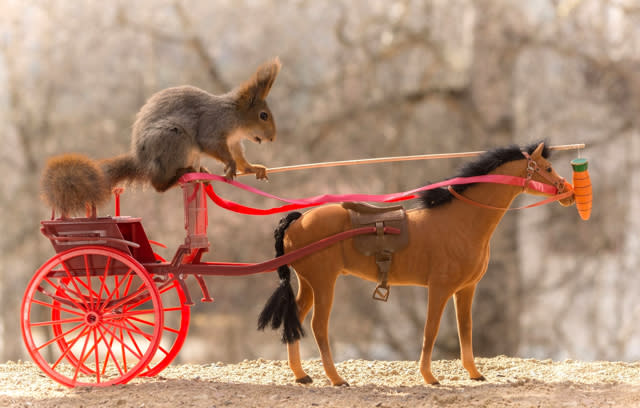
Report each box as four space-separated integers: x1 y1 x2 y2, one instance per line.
296 375 313 384
334 381 350 387
471 375 486 382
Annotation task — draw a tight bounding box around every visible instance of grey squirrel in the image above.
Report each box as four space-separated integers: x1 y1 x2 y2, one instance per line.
41 57 281 217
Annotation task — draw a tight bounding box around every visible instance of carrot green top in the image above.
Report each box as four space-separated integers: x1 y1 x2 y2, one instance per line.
571 158 589 172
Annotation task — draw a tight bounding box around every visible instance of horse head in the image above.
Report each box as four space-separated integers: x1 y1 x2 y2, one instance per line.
522 142 575 207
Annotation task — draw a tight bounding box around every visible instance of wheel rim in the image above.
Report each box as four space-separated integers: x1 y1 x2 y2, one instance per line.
21 246 163 387
138 272 190 377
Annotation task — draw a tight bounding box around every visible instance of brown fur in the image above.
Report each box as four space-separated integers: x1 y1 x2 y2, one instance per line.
113 57 282 192
40 154 110 218
264 143 575 386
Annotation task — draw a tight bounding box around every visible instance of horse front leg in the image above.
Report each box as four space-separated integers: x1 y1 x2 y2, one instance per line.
310 277 348 386
419 287 451 385
287 277 314 383
454 284 485 381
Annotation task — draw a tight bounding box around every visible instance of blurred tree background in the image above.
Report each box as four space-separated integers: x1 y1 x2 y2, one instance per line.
1 0 639 364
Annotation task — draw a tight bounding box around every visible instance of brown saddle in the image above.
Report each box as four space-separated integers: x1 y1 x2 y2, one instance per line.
342 202 408 301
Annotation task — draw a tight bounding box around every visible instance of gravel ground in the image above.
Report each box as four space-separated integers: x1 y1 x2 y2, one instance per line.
1 356 639 407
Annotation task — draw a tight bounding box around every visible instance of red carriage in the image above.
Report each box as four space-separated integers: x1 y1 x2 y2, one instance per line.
21 178 401 387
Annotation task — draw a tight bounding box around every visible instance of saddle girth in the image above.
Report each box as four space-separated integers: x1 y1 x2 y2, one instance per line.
342 202 409 301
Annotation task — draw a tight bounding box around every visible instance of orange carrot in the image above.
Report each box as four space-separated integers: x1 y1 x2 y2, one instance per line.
571 158 592 220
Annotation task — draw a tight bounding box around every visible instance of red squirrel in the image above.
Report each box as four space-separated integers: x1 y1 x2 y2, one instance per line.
41 57 281 217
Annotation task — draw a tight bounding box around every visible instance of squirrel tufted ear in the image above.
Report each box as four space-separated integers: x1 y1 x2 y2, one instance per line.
235 57 281 108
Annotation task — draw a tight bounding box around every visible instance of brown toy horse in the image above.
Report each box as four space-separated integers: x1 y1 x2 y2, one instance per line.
258 142 574 386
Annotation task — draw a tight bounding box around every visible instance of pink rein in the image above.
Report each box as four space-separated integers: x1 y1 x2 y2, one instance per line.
178 173 562 216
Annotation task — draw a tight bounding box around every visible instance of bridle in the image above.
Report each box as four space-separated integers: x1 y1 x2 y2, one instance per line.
521 151 567 194
447 151 573 211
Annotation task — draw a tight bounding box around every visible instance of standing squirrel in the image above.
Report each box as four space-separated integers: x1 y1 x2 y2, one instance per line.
41 57 281 217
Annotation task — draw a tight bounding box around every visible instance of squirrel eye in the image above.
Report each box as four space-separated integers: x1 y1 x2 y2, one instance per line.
259 111 269 121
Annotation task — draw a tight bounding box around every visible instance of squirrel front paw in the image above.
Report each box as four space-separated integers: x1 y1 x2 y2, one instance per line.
224 162 237 181
250 164 268 180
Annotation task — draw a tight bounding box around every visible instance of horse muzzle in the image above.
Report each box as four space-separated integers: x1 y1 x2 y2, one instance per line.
558 181 576 207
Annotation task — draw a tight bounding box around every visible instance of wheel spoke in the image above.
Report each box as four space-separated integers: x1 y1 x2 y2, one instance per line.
42 278 86 311
96 257 113 309
122 288 153 311
95 325 125 378
123 273 135 296
103 319 153 341
123 315 156 328
98 323 144 360
60 261 91 305
158 281 178 295
120 327 128 373
154 344 170 359
98 269 132 313
105 285 153 313
72 277 102 306
83 254 95 309
108 308 156 319
122 322 144 366
161 326 181 335
72 329 93 383
30 316 85 327
36 321 85 353
92 329 101 384
51 325 90 370
32 298 84 316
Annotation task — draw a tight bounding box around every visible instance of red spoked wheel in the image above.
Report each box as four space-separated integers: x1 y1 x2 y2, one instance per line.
21 246 163 387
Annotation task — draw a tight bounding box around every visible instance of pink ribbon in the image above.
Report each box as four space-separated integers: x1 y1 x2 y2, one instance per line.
178 173 557 215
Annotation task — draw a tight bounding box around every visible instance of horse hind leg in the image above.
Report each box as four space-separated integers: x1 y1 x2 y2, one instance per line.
288 276 314 384
454 284 485 381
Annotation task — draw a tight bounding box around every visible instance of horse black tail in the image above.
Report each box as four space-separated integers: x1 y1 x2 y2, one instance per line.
258 211 305 343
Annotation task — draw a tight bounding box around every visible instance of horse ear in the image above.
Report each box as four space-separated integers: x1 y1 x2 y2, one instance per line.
531 142 545 158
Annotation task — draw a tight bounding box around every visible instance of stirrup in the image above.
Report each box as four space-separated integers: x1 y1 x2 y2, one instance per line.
372 284 390 302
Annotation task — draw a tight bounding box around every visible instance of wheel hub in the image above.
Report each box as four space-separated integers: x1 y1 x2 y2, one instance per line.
84 311 101 326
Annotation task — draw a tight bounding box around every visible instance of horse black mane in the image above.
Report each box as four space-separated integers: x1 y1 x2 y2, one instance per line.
418 142 551 208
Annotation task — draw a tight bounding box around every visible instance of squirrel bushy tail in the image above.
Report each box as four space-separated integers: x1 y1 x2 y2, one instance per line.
99 154 144 188
41 154 111 217
257 211 304 343
41 153 146 217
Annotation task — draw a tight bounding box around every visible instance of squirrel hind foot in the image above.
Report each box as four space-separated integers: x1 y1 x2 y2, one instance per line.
150 166 199 192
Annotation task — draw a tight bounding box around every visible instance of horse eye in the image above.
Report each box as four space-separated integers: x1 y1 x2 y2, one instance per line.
259 111 269 121
546 167 552 173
